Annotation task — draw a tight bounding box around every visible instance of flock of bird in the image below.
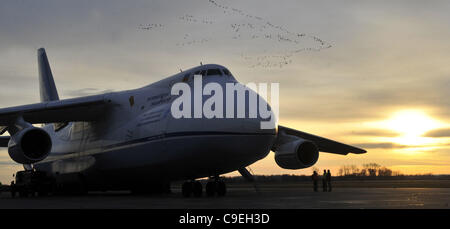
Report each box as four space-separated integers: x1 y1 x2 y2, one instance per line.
179 14 214 25
138 23 164 30
138 0 332 69
176 37 210 47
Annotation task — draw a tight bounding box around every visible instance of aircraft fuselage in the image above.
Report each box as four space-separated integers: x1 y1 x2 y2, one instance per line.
33 64 277 190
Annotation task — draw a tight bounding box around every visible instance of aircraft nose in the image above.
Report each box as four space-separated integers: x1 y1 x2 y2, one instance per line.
240 115 277 135
167 80 278 135
238 90 278 136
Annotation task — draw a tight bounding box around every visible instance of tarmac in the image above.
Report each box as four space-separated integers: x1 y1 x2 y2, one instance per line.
1 184 450 209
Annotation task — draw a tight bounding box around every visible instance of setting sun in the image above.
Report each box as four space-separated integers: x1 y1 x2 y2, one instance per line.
382 110 443 146
386 110 440 136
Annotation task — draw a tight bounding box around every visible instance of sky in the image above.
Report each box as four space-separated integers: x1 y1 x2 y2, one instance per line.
1 0 450 183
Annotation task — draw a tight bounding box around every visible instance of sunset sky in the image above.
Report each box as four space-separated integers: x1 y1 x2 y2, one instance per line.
1 0 450 184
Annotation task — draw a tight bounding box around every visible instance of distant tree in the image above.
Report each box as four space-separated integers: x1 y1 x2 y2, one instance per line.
338 163 400 177
339 165 359 176
350 165 360 175
343 165 351 176
360 169 367 177
363 163 381 176
378 167 393 176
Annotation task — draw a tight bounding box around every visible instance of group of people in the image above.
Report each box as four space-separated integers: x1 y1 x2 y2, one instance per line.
311 170 332 192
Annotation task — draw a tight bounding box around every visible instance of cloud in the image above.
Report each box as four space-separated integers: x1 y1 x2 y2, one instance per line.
0 161 16 166
64 88 115 98
355 142 409 149
349 129 399 137
384 158 450 167
354 142 450 150
424 128 450 138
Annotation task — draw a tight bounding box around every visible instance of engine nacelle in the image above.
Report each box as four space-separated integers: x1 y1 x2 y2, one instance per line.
274 136 319 169
8 127 52 164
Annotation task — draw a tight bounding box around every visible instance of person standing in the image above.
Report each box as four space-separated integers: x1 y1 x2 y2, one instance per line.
326 170 332 192
311 171 318 192
322 170 328 192
10 180 15 198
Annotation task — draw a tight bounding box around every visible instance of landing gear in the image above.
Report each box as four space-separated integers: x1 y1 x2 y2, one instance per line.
182 181 202 198
11 170 54 198
217 180 226 196
193 181 202 197
205 181 215 197
182 181 193 197
205 178 226 197
181 177 227 198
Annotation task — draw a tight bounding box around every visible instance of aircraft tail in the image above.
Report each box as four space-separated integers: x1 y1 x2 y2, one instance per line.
37 48 59 102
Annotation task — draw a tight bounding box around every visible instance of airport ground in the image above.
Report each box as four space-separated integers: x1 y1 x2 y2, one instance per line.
1 180 450 209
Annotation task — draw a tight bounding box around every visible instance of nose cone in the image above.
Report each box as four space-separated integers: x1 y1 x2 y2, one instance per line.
238 83 278 135
239 106 278 135
166 79 278 134
164 79 278 175
202 81 278 135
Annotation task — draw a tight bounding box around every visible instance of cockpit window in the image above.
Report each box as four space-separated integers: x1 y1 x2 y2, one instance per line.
222 69 231 76
193 70 206 76
207 69 222 76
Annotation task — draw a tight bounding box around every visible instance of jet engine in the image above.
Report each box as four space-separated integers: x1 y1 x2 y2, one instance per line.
8 127 52 164
273 135 319 169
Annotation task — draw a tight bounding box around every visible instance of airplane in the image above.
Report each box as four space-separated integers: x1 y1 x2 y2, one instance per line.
0 48 366 197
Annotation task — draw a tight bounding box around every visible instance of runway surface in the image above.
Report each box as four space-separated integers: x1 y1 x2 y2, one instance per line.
1 185 450 209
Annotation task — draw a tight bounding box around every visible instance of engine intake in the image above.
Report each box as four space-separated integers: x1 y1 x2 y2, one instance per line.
8 127 52 164
274 136 319 169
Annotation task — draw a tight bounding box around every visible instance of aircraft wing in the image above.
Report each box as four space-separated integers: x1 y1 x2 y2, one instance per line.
278 125 366 155
0 94 112 126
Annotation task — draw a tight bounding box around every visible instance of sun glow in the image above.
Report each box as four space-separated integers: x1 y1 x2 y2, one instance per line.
383 110 442 146
386 110 440 135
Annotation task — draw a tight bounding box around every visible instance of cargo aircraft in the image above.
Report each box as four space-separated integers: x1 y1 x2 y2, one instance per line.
0 48 365 197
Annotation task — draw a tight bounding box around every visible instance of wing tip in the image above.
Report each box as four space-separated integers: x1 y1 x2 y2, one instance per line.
352 148 367 154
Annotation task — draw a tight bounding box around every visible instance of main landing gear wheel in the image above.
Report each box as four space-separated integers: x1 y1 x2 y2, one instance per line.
193 181 202 197
182 181 203 198
205 181 215 197
182 182 192 197
217 180 226 196
205 179 227 197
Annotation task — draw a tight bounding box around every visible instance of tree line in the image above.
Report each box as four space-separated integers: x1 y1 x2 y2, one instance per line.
335 163 402 177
